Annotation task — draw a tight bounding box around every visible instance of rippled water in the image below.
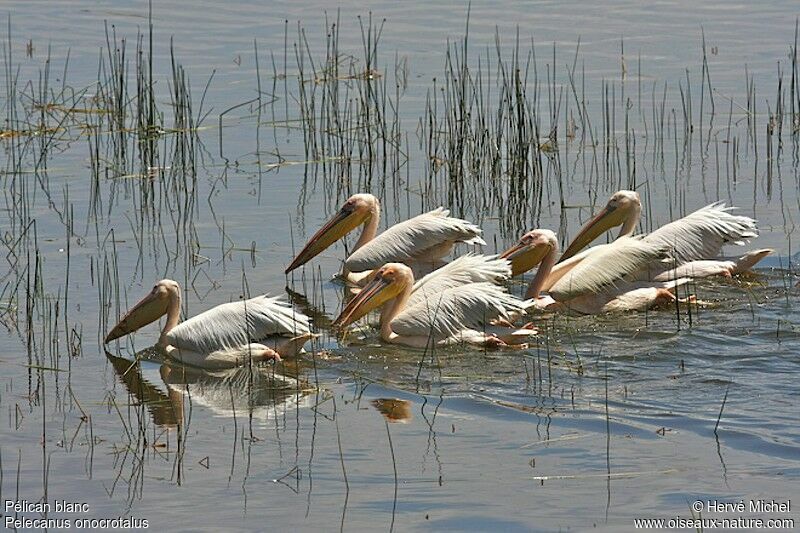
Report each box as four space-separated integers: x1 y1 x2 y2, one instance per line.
1 1 798 531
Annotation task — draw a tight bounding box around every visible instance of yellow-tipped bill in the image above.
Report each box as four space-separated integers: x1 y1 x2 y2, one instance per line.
332 271 400 328
500 239 553 277
285 206 369 274
105 289 168 343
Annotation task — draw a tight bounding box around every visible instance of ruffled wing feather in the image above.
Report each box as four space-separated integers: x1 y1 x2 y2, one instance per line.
166 295 310 355
644 202 757 264
393 282 530 340
344 208 485 271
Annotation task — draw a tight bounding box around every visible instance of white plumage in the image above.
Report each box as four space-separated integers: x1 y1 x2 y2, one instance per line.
642 202 758 265
345 207 486 272
554 278 691 314
333 256 535 348
547 237 670 301
397 282 530 341
166 295 310 356
554 192 766 280
285 194 487 285
500 229 695 315
404 254 529 341
408 253 510 307
105 280 314 369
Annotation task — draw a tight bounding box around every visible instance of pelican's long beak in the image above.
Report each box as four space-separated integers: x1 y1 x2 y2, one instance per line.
105 289 168 343
285 207 369 274
332 273 398 328
559 205 625 262
500 241 554 277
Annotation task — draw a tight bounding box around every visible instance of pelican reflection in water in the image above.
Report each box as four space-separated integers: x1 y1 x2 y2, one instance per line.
372 398 412 423
106 350 317 429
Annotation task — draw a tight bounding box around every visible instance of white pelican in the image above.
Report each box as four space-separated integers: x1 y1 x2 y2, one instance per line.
649 249 773 281
332 255 536 348
501 229 693 314
557 190 772 277
285 193 486 284
105 280 314 369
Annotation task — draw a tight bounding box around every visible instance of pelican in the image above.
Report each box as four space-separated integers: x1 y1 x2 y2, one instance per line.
332 254 536 348
557 190 772 277
105 280 314 369
285 193 486 284
501 229 693 314
649 249 774 281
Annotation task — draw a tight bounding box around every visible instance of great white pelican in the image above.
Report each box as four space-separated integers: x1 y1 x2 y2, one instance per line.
285 193 486 284
105 280 314 369
557 190 772 277
500 229 695 314
331 255 536 348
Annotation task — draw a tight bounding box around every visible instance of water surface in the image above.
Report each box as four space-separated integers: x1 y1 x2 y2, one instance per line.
1 1 798 531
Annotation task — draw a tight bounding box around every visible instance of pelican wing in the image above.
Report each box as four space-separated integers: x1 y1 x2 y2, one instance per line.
408 254 511 309
344 207 486 272
644 202 757 264
549 237 669 301
166 295 310 355
393 282 530 340
543 243 607 291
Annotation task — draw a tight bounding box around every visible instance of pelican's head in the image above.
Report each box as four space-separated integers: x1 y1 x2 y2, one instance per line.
104 279 179 343
559 190 641 262
499 229 558 276
285 194 378 274
332 263 411 328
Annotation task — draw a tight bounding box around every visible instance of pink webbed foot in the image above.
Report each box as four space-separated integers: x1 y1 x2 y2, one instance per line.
261 348 282 362
484 335 508 350
485 335 529 351
492 318 516 328
653 288 676 307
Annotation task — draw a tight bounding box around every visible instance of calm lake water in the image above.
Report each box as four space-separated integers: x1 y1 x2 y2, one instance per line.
1 1 799 531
